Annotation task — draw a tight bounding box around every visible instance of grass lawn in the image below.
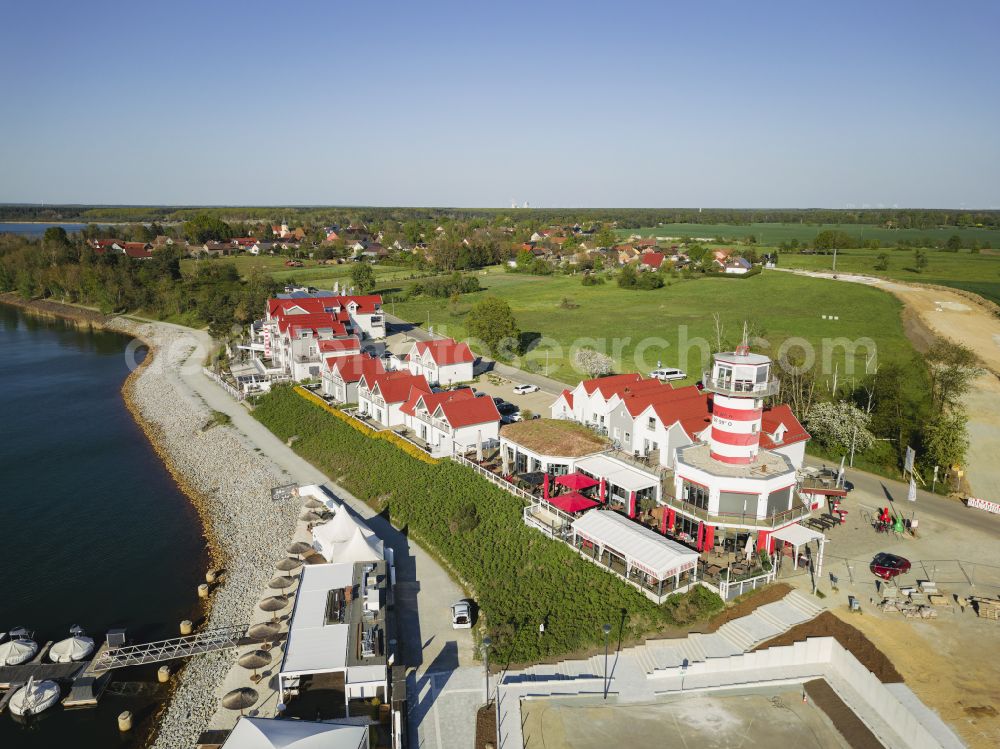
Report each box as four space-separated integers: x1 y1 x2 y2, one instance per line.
386 268 915 386
620 222 1000 247
179 254 431 285
252 386 724 663
774 247 1000 305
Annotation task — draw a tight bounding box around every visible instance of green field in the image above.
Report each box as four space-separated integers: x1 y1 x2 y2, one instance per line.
775 247 1000 305
386 268 915 386
179 254 426 286
620 222 999 247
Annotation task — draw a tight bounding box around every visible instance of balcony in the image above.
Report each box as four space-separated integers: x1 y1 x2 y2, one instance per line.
659 492 811 529
702 374 779 398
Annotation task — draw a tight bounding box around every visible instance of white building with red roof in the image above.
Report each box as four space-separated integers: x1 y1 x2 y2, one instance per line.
357 371 430 428
406 338 475 385
321 353 385 403
253 291 385 382
400 387 501 456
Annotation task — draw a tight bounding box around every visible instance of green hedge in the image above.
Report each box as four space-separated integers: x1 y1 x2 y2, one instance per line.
253 386 723 662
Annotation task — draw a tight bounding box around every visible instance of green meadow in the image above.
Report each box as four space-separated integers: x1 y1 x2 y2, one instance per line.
621 222 998 247
775 247 1000 305
386 268 913 387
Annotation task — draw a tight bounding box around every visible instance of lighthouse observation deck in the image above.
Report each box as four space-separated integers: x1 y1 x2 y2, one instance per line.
702 373 780 398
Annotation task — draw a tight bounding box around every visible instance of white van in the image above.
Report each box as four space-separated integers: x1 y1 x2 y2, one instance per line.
650 368 686 381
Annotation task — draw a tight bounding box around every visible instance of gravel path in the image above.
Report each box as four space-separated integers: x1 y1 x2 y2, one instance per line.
106 318 301 748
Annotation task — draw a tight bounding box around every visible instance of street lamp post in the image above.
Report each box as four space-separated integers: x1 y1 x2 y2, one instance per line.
602 623 612 699
482 636 492 705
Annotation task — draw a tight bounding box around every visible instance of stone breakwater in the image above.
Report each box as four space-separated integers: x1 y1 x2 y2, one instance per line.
106 319 301 748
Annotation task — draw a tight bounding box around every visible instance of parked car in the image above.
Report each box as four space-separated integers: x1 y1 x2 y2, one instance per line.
501 412 522 425
451 600 473 629
870 553 911 580
650 367 686 381
492 396 506 406
497 403 518 416
513 383 540 394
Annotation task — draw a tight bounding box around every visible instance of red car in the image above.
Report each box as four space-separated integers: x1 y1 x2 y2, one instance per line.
870 553 911 580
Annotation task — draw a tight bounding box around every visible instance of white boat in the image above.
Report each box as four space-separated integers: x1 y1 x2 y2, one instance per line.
9 677 61 717
0 633 38 666
49 627 95 663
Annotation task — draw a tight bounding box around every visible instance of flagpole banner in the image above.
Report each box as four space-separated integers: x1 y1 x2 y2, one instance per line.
908 477 917 502
904 446 915 474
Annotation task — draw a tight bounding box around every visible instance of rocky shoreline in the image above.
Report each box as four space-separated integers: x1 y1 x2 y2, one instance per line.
99 318 303 748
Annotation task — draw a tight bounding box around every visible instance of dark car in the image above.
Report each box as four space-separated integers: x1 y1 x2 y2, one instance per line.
497 403 518 416
870 553 911 580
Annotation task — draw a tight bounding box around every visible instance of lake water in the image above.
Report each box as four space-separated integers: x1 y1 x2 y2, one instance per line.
0 305 207 748
0 223 88 237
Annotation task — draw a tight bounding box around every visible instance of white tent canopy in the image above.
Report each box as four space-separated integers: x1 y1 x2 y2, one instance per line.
576 454 660 493
222 716 368 749
327 526 383 566
772 523 827 575
572 510 698 581
313 509 362 558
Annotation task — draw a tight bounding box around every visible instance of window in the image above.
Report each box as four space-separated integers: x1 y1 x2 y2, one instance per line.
682 481 709 510
613 427 620 438
624 432 631 443
756 365 769 383
648 417 656 429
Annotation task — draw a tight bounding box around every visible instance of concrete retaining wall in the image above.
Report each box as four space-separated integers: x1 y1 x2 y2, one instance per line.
649 637 964 749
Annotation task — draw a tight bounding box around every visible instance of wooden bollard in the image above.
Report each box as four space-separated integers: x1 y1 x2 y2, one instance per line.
118 710 133 731
157 665 171 683
180 620 193 635
206 569 217 584
198 583 210 598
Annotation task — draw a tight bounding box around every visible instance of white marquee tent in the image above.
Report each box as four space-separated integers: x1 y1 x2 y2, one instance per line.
571 510 698 582
221 716 368 749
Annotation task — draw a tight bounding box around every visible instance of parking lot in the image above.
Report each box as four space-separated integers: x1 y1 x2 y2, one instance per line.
472 372 555 419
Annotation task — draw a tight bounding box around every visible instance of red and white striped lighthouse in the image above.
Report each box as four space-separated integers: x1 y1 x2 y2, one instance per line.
704 343 778 465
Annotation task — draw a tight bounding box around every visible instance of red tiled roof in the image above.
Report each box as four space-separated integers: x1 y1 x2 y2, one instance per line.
124 245 153 258
438 393 501 428
326 353 384 382
278 313 348 337
760 404 810 447
364 372 430 404
267 294 383 320
401 387 476 418
556 389 574 409
319 336 360 353
640 252 665 269
411 338 474 366
581 373 643 397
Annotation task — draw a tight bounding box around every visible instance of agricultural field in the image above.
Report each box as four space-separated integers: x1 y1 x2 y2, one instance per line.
774 247 1000 306
386 268 916 388
620 222 999 247
252 386 724 663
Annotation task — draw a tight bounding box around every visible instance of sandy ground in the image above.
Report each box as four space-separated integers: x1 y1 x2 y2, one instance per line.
521 689 851 749
830 609 1000 748
887 282 1000 500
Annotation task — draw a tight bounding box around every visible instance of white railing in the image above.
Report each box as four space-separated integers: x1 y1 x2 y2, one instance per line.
203 368 245 401
717 567 777 601
452 453 536 503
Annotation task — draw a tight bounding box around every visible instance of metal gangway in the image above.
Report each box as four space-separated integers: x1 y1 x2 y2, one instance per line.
91 624 248 672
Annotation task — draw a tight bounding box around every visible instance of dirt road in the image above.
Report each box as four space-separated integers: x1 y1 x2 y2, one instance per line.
775 268 1000 500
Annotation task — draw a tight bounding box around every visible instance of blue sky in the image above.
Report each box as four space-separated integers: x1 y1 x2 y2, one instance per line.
1 0 997 207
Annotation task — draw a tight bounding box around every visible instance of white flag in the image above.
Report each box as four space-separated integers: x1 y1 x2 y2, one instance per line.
837 456 846 487
904 446 915 474
907 477 917 502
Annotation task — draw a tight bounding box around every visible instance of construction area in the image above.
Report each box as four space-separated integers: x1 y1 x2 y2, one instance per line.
522 687 852 749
